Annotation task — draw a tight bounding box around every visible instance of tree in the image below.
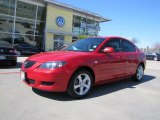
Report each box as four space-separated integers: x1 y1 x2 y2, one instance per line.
78 35 87 39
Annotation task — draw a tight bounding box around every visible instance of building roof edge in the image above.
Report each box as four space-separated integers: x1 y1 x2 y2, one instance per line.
44 0 111 22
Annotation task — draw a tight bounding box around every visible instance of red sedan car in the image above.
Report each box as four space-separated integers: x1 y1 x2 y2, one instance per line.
21 37 146 98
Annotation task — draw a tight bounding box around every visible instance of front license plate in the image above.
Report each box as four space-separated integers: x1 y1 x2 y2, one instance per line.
20 71 25 80
0 56 6 60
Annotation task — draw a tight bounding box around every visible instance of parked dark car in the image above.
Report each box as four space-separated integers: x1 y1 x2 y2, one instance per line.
0 41 17 66
145 52 160 61
14 42 44 56
2 34 24 44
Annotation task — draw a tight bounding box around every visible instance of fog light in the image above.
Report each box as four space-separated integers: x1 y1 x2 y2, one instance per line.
41 81 54 86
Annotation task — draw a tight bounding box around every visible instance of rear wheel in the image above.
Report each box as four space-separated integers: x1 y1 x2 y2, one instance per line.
132 64 144 82
67 70 93 99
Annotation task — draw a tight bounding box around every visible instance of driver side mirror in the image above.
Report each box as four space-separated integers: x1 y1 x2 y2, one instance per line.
103 47 114 53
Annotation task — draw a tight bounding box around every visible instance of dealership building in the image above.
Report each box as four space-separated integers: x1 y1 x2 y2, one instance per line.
0 0 109 51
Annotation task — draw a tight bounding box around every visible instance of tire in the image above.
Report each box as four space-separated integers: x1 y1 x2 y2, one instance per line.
67 70 93 99
154 57 158 61
132 64 144 82
10 61 17 66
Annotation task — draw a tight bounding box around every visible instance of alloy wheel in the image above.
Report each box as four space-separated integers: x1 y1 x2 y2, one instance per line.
74 73 91 96
137 65 144 80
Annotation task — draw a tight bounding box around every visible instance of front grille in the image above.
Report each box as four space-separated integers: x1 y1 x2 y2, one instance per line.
24 60 36 68
41 81 55 86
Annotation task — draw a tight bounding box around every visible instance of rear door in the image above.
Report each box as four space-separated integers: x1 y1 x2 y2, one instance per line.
121 39 138 75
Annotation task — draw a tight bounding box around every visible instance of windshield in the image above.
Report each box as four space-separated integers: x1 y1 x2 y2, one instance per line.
64 38 105 52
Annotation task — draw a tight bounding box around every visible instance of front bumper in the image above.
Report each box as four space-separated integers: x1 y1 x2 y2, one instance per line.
21 63 71 92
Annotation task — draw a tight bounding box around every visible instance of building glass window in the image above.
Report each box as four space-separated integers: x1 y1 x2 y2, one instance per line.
0 14 14 33
54 35 64 50
15 18 35 35
0 33 12 43
0 0 45 49
72 15 100 39
0 0 15 16
36 21 45 35
16 1 37 20
37 6 46 21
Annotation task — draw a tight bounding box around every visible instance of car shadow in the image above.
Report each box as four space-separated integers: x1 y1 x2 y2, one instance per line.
32 74 155 101
87 75 155 99
0 62 22 69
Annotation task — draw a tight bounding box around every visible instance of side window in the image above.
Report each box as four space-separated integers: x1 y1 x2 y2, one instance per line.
122 40 136 52
101 39 122 52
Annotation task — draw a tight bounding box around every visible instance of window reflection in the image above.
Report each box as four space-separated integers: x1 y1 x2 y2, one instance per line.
0 0 45 49
0 14 14 32
37 6 46 21
36 21 45 35
54 35 64 50
73 15 100 37
12 34 24 44
15 18 35 35
16 1 36 20
0 33 12 43
36 36 43 48
0 0 15 16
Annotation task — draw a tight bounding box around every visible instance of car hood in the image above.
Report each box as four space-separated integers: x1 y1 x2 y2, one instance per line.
27 51 90 63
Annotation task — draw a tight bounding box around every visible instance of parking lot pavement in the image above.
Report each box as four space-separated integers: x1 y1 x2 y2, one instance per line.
0 60 160 120
146 60 160 70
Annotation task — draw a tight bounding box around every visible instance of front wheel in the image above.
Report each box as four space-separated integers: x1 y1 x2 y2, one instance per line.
67 70 93 99
132 64 144 82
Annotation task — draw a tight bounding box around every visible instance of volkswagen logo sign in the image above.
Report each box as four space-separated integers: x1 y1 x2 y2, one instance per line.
56 16 65 27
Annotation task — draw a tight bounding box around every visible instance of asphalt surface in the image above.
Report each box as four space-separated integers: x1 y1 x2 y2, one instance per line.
0 58 160 120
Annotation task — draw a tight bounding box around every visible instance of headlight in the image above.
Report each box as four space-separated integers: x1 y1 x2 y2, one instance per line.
39 61 66 69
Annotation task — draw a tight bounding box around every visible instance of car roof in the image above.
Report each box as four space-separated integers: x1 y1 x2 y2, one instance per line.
90 36 130 40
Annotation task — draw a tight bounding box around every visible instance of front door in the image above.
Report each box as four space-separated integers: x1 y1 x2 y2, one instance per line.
98 38 126 82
